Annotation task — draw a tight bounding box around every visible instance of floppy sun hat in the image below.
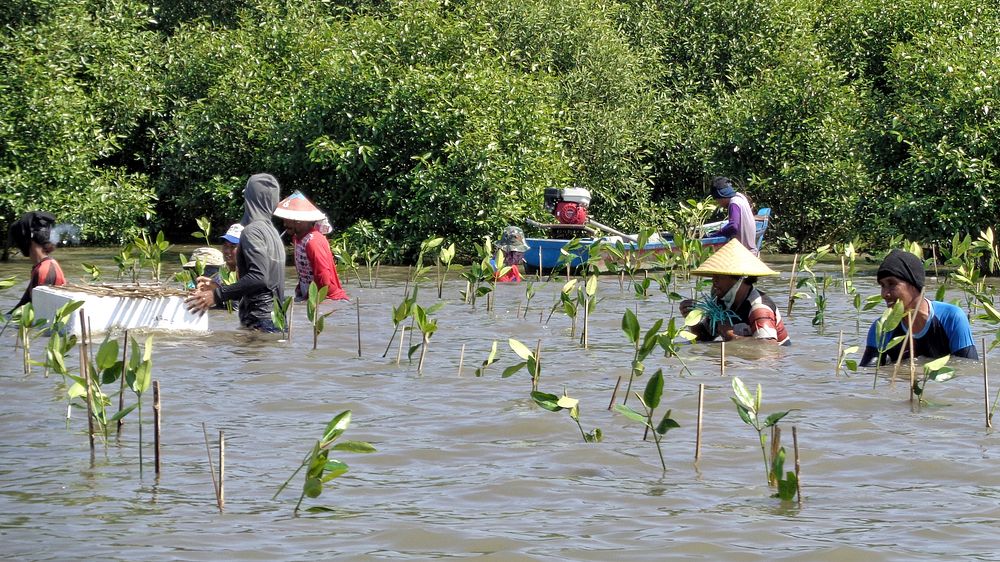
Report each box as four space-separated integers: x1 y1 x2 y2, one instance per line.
692 239 778 277
273 191 327 222
498 226 530 253
184 247 225 268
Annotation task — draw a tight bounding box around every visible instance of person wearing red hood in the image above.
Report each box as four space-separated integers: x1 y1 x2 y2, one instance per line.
273 191 348 302
7 211 65 313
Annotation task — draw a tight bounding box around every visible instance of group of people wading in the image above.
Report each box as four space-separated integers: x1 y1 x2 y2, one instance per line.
4 174 979 368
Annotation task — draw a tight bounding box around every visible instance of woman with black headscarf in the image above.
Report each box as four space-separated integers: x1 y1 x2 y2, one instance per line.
7 211 65 312
859 249 977 366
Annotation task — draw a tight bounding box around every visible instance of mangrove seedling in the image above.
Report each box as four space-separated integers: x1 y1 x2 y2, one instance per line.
274 410 376 513
658 317 696 376
306 281 333 350
382 287 416 357
191 216 211 241
620 309 663 405
411 236 444 288
615 369 680 472
502 338 540 390
769 446 799 502
132 230 171 281
522 282 538 319
871 300 907 389
475 340 499 377
113 244 138 282
271 295 293 340
545 278 580 338
435 241 457 298
731 376 791 486
836 343 860 376
407 302 441 374
912 354 955 405
125 335 154 475
532 390 602 443
81 263 102 282
12 303 48 374
460 237 493 307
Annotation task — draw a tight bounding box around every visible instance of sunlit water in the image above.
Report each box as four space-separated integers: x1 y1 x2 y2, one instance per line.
1 249 999 561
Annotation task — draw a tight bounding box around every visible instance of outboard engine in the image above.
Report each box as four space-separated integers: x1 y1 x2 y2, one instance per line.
543 187 562 212
543 187 591 212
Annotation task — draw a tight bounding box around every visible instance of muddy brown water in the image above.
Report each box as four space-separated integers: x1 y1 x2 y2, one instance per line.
1 248 999 561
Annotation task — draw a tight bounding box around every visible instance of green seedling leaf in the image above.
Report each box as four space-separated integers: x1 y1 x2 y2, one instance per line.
732 377 755 412
320 460 349 482
622 309 640 343
531 391 563 412
508 339 533 361
614 404 649 424
643 370 664 410
109 403 138 422
321 411 352 446
655 410 680 434
763 410 790 427
556 396 579 409
502 362 526 378
330 441 377 453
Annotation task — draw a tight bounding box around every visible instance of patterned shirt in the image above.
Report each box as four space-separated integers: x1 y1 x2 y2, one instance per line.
293 227 348 302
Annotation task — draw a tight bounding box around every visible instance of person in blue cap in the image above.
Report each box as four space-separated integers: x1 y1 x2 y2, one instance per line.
707 177 758 255
859 249 977 366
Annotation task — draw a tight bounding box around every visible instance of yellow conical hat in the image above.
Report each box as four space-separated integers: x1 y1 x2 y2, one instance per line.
691 239 778 277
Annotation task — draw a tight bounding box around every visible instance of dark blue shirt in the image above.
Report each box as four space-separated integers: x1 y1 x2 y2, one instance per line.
860 299 977 366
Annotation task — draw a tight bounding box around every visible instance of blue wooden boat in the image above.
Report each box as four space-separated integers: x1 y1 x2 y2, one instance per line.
523 208 771 271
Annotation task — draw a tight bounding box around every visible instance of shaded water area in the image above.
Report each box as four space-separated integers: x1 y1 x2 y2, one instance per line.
2 248 999 561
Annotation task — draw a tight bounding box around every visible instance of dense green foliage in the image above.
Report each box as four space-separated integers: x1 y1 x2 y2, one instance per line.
1 0 997 254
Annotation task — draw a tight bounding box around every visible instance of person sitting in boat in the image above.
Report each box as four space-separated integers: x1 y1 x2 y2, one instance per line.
273 191 349 302
544 186 591 239
679 239 789 345
859 249 976 367
495 226 530 282
707 176 758 256
7 211 65 313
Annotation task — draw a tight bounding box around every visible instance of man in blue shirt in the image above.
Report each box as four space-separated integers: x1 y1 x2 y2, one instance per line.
860 249 977 366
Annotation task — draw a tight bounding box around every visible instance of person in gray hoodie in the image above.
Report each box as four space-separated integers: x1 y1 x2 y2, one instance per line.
186 174 286 331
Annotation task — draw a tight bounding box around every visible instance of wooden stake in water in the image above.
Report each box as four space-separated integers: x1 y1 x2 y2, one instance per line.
984 338 991 429
153 381 161 475
117 329 128 436
786 253 799 317
720 340 726 377
79 310 95 451
537 247 543 282
533 340 542 391
607 376 622 410
287 300 294 343
840 256 847 294
396 326 407 366
356 297 362 358
792 426 802 506
219 430 225 511
695 383 705 462
836 330 844 377
581 299 589 349
202 423 221 512
457 343 466 377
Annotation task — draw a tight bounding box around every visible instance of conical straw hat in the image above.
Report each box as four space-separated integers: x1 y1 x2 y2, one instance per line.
273 191 327 222
691 239 778 277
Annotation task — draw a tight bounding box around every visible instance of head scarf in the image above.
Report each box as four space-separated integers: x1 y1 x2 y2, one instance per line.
877 249 925 290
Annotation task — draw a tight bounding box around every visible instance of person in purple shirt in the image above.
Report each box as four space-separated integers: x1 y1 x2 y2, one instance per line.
708 176 758 255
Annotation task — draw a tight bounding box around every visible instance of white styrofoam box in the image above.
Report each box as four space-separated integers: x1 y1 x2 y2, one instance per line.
31 285 209 336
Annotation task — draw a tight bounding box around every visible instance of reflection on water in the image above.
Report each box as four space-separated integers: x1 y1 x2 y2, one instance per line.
1 249 999 560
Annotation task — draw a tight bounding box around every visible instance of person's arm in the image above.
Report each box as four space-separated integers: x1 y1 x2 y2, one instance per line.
858 322 881 367
717 201 742 237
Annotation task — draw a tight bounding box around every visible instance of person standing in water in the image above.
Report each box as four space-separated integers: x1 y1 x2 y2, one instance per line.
707 176 758 256
273 191 348 302
7 211 65 313
186 174 286 331
859 249 976 366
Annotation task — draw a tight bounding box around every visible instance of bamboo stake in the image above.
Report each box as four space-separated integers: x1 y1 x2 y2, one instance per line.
931 244 939 279
219 431 225 511
581 298 589 349
287 301 294 343
374 262 381 289
792 426 802 506
695 383 705 461
892 308 916 387
356 297 362 358
720 340 726 377
153 381 161 475
457 343 465 377
537 247 543 282
984 338 991 429
840 256 847 294
836 330 844 376
607 376 622 410
79 310 95 451
117 329 128 436
533 340 541 391
202 423 221 512
786 253 799 316
395 326 407 366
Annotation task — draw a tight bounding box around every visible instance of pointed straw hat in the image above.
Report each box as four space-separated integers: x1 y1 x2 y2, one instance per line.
691 239 778 277
273 191 327 222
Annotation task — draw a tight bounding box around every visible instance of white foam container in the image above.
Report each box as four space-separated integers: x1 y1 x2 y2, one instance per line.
31 285 209 336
